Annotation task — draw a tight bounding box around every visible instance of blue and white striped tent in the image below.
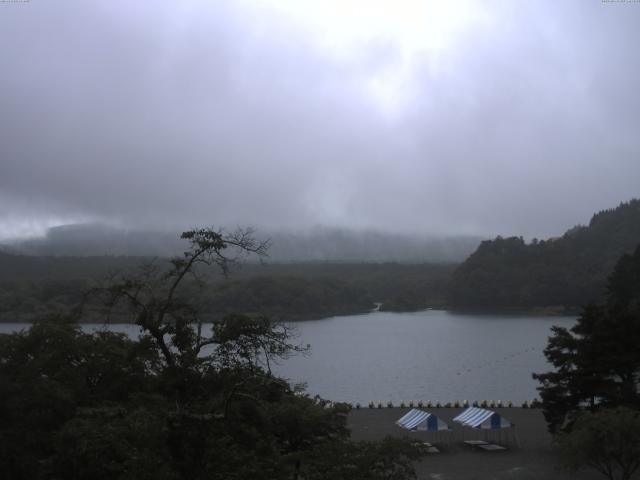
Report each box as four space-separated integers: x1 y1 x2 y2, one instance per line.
452 407 512 429
396 409 450 432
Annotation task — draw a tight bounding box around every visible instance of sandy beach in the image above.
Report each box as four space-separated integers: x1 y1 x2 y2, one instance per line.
348 407 601 480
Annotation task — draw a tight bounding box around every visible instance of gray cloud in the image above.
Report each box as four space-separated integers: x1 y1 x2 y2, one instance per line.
1 0 639 241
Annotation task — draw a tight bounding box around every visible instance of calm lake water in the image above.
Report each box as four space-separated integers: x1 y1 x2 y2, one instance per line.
0 310 574 404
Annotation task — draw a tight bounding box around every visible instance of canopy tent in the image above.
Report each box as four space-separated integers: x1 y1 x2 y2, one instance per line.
453 407 519 447
453 407 511 429
396 409 450 432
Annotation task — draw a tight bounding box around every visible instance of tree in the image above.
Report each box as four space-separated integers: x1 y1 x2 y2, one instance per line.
533 244 640 433
92 227 272 369
1 227 426 479
557 407 640 480
82 227 342 478
449 199 640 311
0 316 161 480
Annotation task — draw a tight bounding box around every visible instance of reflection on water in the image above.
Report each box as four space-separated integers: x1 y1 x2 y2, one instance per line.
0 310 575 404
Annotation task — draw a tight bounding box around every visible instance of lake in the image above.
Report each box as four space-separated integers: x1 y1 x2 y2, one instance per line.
0 310 574 405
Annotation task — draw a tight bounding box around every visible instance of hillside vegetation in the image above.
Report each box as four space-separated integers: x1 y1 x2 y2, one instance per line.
448 199 640 311
0 257 454 322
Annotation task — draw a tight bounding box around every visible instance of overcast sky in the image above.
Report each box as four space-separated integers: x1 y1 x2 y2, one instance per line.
1 0 639 241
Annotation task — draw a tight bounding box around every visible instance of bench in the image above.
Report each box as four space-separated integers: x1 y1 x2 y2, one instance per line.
477 444 507 452
463 440 488 450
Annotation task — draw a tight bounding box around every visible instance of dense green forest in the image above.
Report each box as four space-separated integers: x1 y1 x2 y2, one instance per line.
448 199 640 311
0 255 454 322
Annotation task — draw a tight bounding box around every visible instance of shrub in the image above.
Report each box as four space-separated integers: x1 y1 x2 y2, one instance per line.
557 408 640 480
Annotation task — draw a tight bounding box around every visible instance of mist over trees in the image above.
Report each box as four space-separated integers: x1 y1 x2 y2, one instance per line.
1 224 481 263
2 198 640 321
0 226 462 323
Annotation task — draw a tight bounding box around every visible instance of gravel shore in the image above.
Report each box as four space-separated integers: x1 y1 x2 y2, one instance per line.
348 407 601 480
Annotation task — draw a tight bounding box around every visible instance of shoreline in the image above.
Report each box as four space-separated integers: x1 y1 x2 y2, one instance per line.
0 306 578 325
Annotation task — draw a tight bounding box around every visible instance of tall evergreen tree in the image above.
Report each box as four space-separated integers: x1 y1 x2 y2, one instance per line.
533 244 640 433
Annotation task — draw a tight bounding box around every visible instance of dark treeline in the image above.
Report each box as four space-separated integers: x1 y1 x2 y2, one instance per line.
0 257 454 322
0 252 145 282
208 263 454 318
448 199 640 312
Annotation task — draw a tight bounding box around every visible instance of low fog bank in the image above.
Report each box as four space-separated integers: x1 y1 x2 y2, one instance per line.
0 223 483 263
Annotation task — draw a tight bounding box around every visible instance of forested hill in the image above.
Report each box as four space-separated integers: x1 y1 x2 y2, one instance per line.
448 199 640 312
0 254 454 322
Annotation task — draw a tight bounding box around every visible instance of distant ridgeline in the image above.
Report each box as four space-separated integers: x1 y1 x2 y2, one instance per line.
448 199 640 312
3 223 481 263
